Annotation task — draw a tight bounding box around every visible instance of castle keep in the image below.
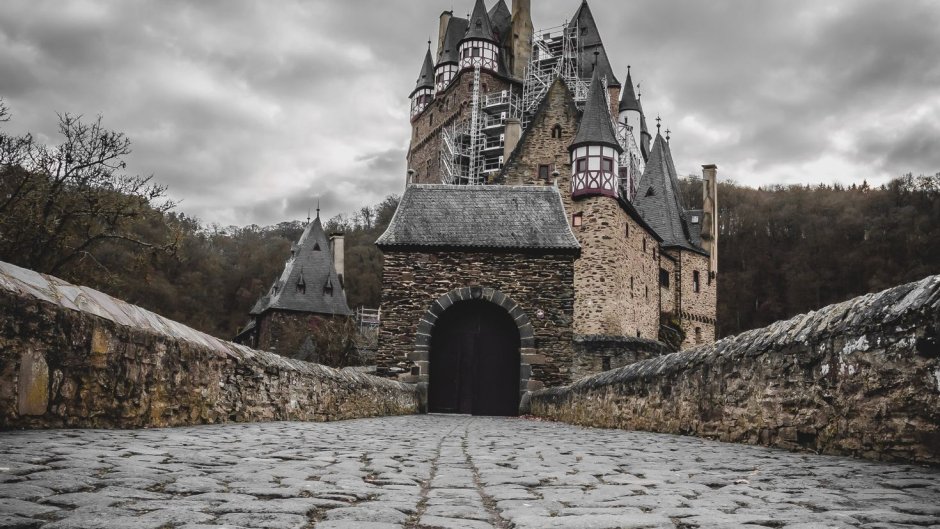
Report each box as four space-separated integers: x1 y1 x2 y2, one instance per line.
377 0 719 415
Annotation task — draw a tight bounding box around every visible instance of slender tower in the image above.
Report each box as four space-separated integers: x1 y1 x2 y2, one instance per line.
409 46 435 119
569 69 623 199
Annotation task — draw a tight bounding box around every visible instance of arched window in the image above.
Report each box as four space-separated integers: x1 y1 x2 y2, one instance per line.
551 124 562 138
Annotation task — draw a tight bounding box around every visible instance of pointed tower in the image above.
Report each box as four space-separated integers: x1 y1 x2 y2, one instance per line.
632 134 699 252
637 94 651 162
571 2 620 87
618 67 642 135
435 16 469 92
459 0 499 72
410 46 435 119
569 69 623 199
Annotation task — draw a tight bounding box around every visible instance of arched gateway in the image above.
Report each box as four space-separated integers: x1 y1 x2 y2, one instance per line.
422 289 531 416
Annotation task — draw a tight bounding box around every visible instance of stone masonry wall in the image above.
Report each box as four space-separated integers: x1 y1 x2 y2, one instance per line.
408 69 514 184
570 334 670 380
526 274 940 465
673 249 717 348
0 261 419 429
378 249 576 388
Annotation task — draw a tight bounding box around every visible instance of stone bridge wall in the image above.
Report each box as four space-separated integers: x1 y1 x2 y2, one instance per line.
526 275 940 465
0 261 420 429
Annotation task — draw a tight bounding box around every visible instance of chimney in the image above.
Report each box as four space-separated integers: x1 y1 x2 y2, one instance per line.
701 164 718 277
504 118 522 160
437 10 452 59
329 233 345 288
510 0 532 79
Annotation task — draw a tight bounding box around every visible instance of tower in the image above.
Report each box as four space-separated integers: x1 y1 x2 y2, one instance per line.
509 0 532 79
569 69 623 199
458 0 500 72
618 67 643 140
435 16 468 92
410 46 435 119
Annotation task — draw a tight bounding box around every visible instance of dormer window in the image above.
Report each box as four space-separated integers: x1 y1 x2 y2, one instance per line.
323 279 334 296
313 242 320 251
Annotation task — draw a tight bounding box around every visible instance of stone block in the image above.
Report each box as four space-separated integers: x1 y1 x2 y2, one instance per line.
521 353 548 365
17 349 48 416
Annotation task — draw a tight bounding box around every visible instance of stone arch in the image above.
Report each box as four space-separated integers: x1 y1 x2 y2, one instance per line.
411 286 534 402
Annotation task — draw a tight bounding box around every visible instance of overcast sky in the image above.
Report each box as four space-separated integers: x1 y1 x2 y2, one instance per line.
1 0 938 226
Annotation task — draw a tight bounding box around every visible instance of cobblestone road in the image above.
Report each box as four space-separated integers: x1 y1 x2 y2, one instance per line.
1 415 938 529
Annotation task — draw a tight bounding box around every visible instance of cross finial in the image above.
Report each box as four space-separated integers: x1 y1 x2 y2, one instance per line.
307 208 311 224
316 199 320 219
656 115 661 133
666 128 671 141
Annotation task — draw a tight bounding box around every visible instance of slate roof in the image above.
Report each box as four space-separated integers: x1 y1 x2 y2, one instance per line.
633 134 707 255
438 17 469 64
571 1 620 87
462 0 496 43
618 68 641 113
411 47 435 96
488 0 511 44
570 69 622 152
375 184 580 251
251 217 352 317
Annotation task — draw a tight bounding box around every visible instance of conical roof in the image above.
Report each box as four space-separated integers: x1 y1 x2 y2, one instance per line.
632 134 704 253
570 68 622 152
571 1 619 87
438 17 469 64
250 216 352 316
411 47 435 96
488 0 511 44
619 68 641 113
462 0 496 43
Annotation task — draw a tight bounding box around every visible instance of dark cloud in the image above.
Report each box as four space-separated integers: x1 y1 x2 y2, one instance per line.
1 0 937 225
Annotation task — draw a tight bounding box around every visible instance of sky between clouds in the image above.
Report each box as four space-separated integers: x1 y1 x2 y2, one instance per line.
1 0 938 226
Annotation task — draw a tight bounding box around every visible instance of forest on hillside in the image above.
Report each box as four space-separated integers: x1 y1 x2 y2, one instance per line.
2 104 939 340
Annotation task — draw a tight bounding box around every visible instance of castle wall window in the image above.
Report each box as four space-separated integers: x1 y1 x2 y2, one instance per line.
572 212 583 228
693 270 701 292
695 326 702 344
602 157 614 173
601 356 611 371
552 124 562 138
643 238 647 253
625 222 629 237
538 164 551 181
659 268 670 288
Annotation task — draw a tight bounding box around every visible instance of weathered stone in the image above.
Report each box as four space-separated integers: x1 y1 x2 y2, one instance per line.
16 350 48 416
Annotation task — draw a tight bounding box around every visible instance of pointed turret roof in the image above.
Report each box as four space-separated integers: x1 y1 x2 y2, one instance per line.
618 68 641 113
571 1 619 87
488 0 512 44
570 68 622 152
411 47 435 96
632 134 706 254
250 216 352 317
462 0 496 43
438 17 469 64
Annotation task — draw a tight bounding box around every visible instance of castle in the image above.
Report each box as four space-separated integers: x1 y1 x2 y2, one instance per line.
373 0 718 415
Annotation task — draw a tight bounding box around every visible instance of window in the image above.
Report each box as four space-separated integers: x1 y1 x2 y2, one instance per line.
625 222 629 237
659 268 670 288
602 157 614 173
576 158 587 172
572 212 583 228
645 285 649 300
642 238 646 253
551 124 562 138
695 327 702 344
653 248 657 261
630 276 634 297
693 270 701 293
429 113 434 126
538 164 551 181
472 47 481 57
313 242 320 251
436 73 445 84
323 280 334 296
691 215 700 224
601 356 611 371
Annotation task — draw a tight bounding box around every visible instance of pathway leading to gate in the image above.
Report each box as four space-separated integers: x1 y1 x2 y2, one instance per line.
1 415 938 529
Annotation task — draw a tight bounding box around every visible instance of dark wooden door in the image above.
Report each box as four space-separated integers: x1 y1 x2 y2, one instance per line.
428 300 520 416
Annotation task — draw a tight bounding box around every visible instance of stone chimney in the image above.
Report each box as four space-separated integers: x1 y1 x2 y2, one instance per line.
510 0 532 79
701 164 718 277
504 118 522 160
437 10 452 59
329 233 345 288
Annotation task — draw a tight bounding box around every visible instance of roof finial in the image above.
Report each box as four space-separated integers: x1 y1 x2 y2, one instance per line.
307 208 311 224
666 128 671 141
656 115 661 133
428 38 432 49
316 199 320 219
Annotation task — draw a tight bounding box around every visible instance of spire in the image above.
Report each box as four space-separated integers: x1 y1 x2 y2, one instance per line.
633 134 702 252
462 0 496 43
411 47 435 96
570 1 619 86
618 66 641 113
438 16 469 64
487 0 511 44
570 68 622 152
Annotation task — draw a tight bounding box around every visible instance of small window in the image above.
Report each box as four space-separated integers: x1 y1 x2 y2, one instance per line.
572 212 583 228
653 248 657 261
602 157 613 173
551 124 562 138
538 164 551 181
642 238 646 253
601 356 611 371
645 187 655 197
576 158 587 172
645 285 649 299
659 268 670 288
472 47 481 57
693 270 701 293
625 222 629 237
313 242 320 251
695 327 703 344
323 280 334 296
429 113 434 126
691 215 700 224
630 276 634 297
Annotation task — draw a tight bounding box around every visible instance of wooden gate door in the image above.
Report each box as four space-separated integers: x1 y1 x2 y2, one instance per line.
428 300 520 416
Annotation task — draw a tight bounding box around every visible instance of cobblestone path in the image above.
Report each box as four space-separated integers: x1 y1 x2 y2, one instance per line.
1 415 938 529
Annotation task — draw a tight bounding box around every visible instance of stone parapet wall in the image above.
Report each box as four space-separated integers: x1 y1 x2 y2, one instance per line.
526 275 940 465
571 334 670 379
0 261 419 429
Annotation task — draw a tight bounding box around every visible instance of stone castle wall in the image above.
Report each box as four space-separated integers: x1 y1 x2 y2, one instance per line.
408 69 515 184
378 249 576 388
674 249 717 348
0 261 419 429
525 274 940 465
